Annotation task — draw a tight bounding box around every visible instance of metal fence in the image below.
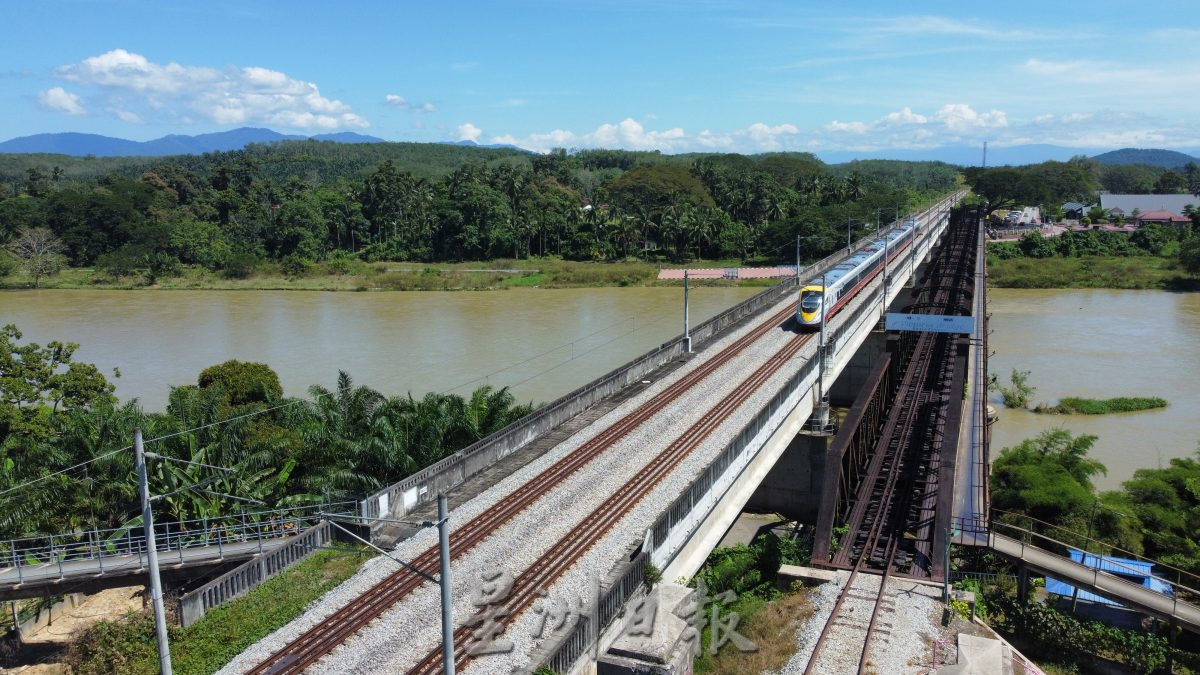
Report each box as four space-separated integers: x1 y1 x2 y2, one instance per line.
1 502 352 585
177 520 335 626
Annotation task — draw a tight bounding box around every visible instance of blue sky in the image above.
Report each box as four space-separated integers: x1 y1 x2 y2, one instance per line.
5 0 1199 153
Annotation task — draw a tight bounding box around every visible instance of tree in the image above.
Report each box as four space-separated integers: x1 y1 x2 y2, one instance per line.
197 360 283 407
1180 236 1200 275
991 429 1106 525
1153 170 1187 194
5 227 67 288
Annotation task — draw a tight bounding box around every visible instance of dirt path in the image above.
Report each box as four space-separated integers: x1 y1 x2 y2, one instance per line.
1 587 142 674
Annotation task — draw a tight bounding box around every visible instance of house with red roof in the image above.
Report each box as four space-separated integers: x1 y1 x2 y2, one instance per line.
1134 209 1191 227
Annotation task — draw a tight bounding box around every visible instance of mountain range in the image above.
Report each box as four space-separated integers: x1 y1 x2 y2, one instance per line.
0 127 385 157
1 128 1198 167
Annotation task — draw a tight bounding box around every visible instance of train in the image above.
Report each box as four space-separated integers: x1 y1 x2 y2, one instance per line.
796 218 920 328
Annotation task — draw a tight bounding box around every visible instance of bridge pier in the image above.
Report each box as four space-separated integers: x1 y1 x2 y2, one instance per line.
744 431 829 523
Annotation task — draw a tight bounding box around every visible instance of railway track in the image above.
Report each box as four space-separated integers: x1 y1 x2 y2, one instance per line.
408 305 822 674
250 213 944 674
805 212 976 673
249 300 801 674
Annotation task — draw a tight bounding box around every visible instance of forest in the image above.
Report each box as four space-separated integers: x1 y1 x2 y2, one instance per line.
0 140 960 285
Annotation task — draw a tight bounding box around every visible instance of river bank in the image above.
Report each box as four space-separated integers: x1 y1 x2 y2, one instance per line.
986 254 1198 290
0 258 779 292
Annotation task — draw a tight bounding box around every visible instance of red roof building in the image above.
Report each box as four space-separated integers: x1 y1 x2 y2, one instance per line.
1134 209 1191 226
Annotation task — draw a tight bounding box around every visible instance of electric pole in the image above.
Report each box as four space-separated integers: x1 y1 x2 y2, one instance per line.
683 269 691 353
135 429 172 675
438 494 455 675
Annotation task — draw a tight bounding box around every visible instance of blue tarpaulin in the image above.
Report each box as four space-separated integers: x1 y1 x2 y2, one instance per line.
1045 549 1174 607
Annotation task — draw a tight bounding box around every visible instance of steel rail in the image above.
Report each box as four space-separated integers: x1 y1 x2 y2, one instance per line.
249 302 800 674
409 313 822 674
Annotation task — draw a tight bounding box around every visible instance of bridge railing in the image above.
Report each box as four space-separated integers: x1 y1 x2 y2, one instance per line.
358 275 802 535
177 519 337 627
954 510 1200 607
359 191 965 539
0 502 354 583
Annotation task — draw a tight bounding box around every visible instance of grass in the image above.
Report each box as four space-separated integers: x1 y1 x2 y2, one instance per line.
693 589 814 674
67 547 372 675
986 254 1196 289
0 257 780 292
1035 396 1168 415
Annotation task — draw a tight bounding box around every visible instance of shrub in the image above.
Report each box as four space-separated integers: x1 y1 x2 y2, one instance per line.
280 254 313 278
221 252 258 279
96 247 144 277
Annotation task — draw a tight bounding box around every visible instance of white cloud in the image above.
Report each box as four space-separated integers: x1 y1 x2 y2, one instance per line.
819 103 1007 150
36 86 86 115
497 98 527 108
53 49 368 130
457 122 483 142
489 118 801 154
386 94 437 113
111 108 142 123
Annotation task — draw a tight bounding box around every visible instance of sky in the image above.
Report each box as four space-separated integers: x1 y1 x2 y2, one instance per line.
4 0 1199 154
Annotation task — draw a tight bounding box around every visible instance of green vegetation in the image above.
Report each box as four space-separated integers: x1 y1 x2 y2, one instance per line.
66 547 372 675
986 594 1200 674
994 368 1036 409
691 533 812 674
979 429 1200 671
1036 396 1168 415
0 142 957 290
993 428 1200 573
0 325 531 541
987 253 1194 289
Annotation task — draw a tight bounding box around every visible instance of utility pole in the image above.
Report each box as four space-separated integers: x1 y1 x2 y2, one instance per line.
882 233 889 314
846 219 853 253
815 273 830 430
438 494 455 675
135 429 172 675
1071 500 1102 613
682 269 691 353
795 235 801 286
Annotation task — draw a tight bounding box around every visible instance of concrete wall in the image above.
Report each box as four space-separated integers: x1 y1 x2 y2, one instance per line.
744 432 829 522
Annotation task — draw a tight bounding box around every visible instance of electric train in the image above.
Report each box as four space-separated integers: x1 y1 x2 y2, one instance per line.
796 218 920 328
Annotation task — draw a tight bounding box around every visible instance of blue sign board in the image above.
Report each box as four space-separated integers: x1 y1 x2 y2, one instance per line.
885 313 974 335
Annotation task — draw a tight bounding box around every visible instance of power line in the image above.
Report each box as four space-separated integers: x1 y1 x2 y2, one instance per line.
0 447 128 498
1 396 319 501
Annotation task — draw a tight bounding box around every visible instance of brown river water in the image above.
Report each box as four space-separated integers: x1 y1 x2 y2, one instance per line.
988 289 1200 490
0 287 759 412
3 286 1194 490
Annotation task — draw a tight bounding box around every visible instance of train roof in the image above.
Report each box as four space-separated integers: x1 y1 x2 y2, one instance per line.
808 220 917 288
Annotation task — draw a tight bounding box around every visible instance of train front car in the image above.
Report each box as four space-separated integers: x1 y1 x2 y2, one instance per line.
796 284 826 328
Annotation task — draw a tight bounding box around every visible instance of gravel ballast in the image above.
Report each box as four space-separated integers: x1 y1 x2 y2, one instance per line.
222 274 887 675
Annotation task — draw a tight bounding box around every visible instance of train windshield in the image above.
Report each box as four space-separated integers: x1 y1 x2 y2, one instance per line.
800 290 823 313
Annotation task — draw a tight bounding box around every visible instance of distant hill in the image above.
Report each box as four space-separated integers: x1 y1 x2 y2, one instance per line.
1091 148 1198 169
0 127 386 157
816 144 1101 167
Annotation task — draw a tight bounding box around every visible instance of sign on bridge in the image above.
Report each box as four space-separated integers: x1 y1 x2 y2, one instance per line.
885 313 974 335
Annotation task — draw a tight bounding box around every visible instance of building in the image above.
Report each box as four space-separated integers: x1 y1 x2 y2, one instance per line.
1099 193 1199 216
1134 209 1191 227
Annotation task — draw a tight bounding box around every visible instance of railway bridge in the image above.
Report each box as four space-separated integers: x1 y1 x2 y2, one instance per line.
15 189 1194 674
220 192 979 675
